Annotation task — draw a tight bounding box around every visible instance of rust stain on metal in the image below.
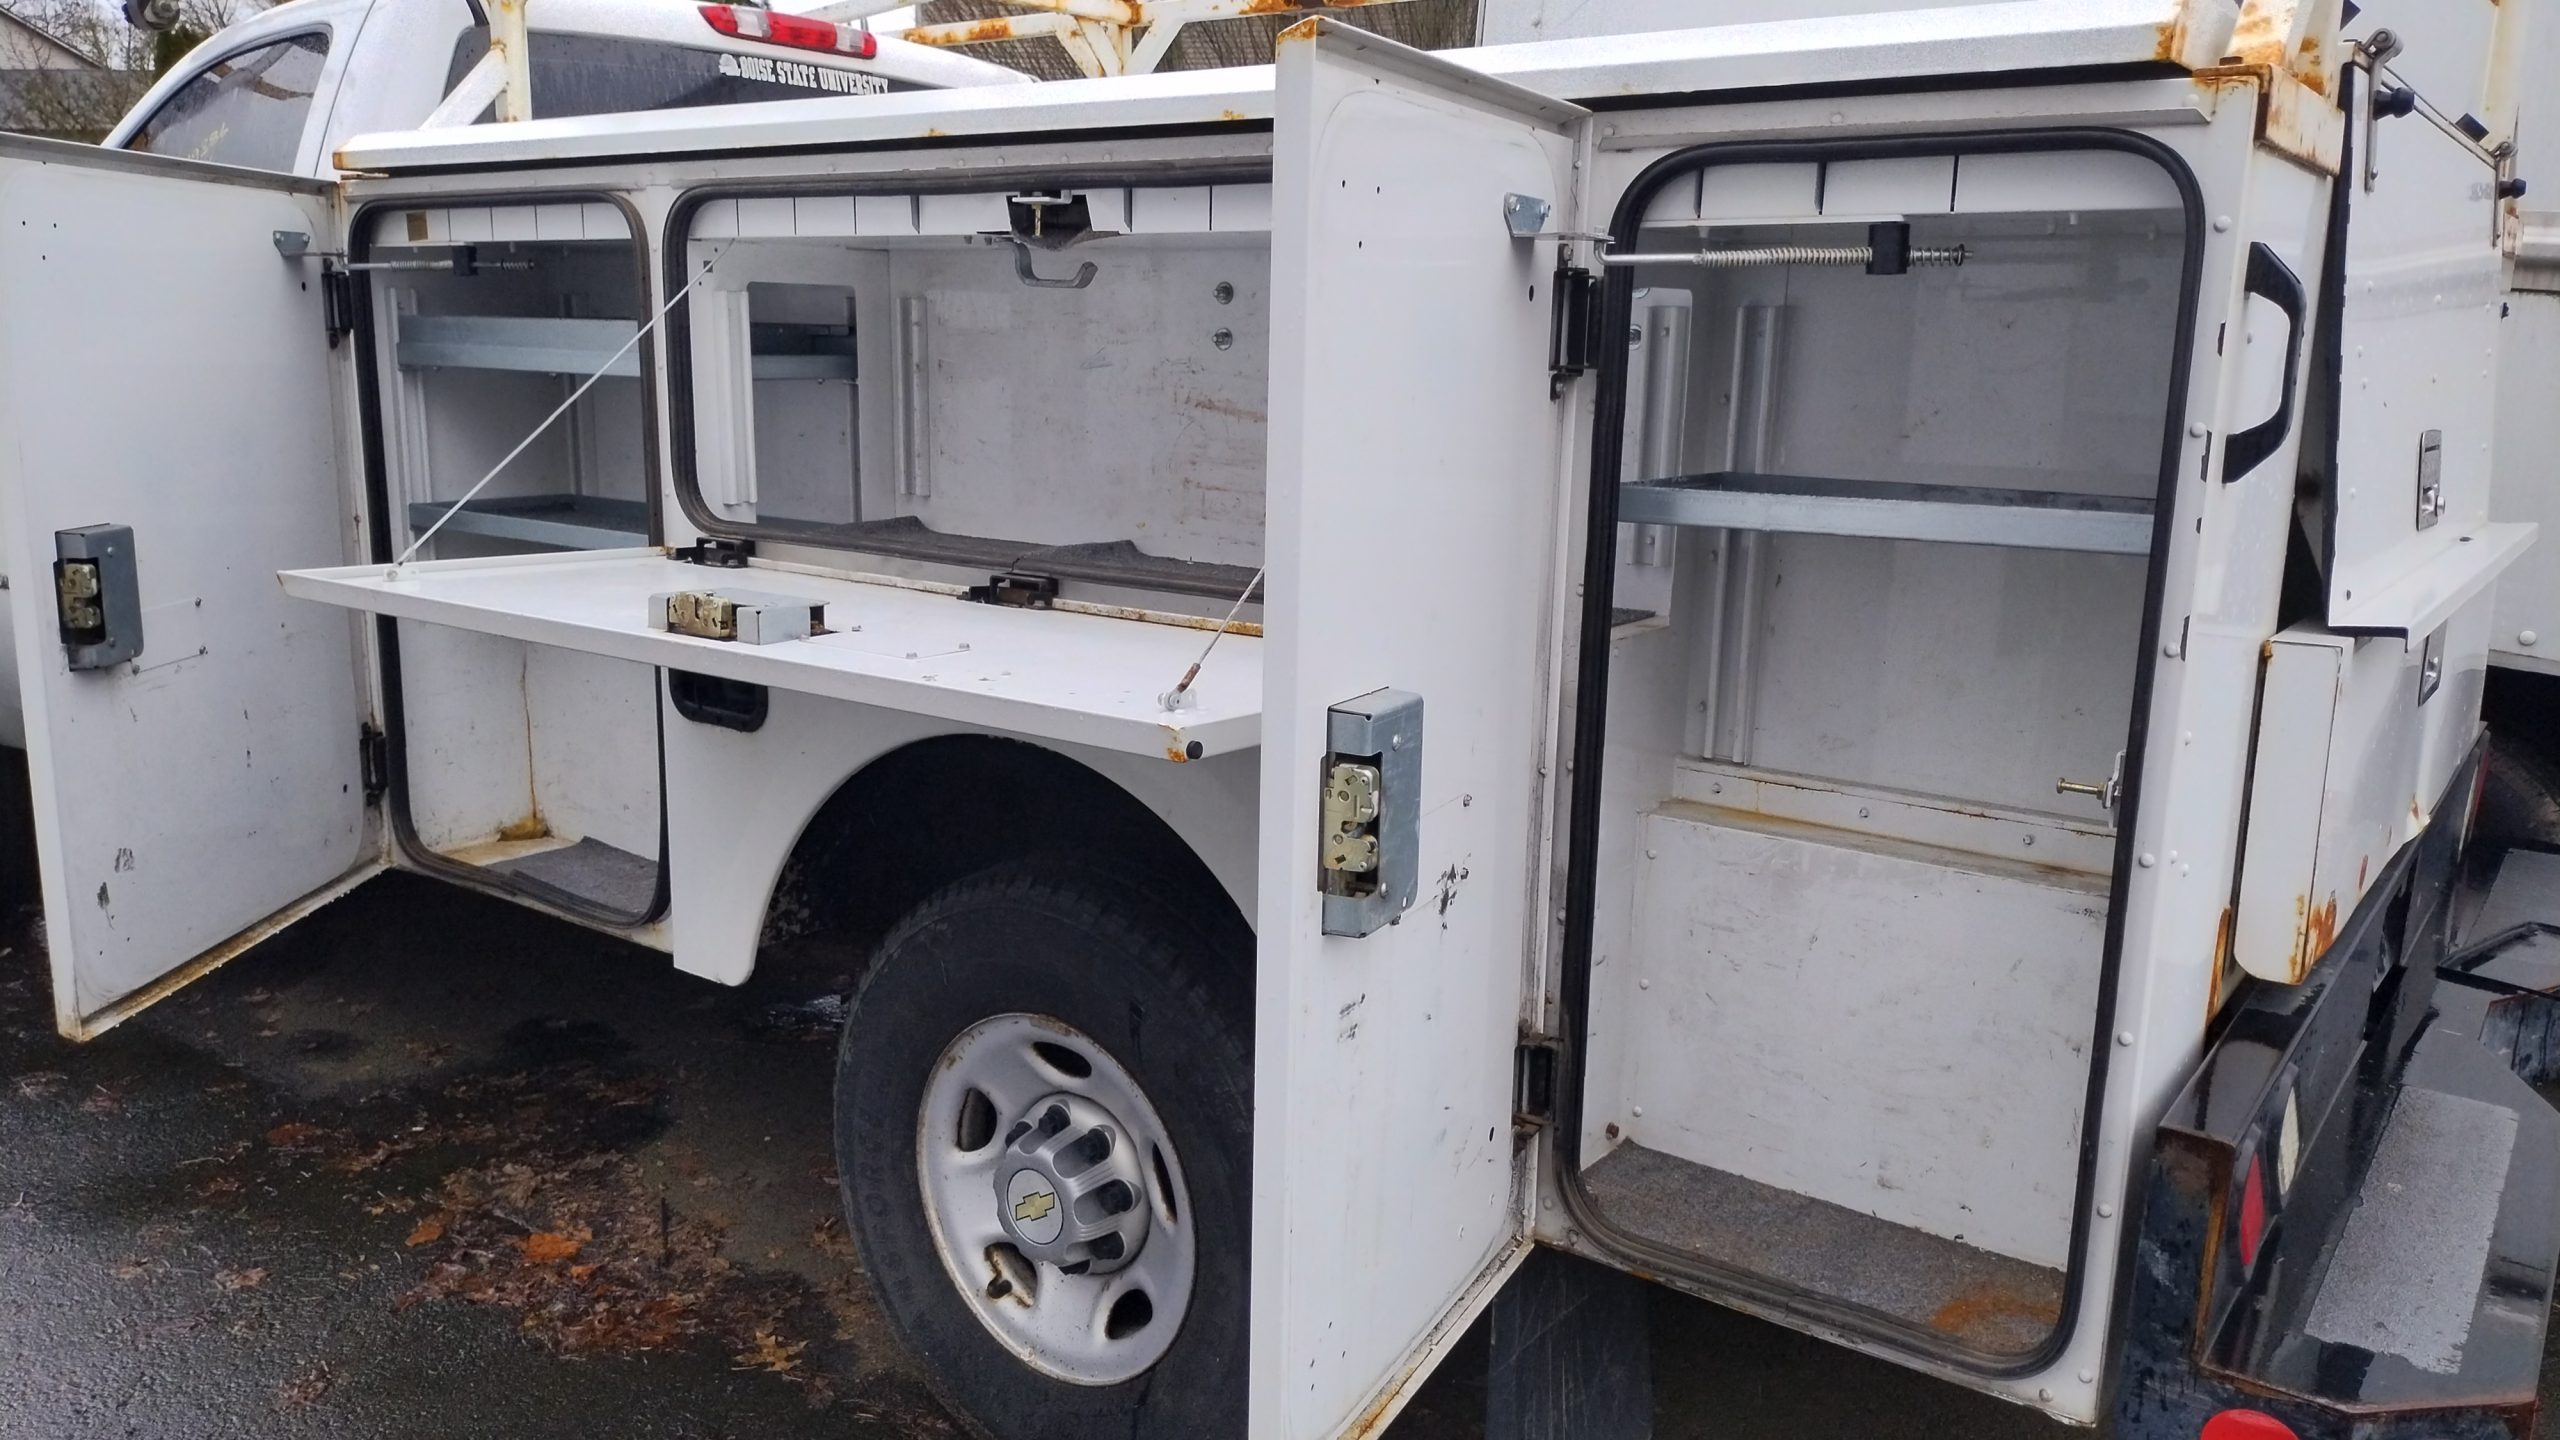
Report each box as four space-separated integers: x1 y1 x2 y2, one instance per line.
2208 905 2235 1017
497 812 551 843
1277 16 1323 44
2291 892 2339 984
1926 1284 2063 1347
1164 743 1191 764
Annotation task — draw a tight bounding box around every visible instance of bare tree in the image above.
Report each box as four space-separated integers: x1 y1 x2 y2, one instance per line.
0 0 267 140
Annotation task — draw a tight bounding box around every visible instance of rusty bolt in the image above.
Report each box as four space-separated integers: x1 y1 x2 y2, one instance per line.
1604 1123 1621 1141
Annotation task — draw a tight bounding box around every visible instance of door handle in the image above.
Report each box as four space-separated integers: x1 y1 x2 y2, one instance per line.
2221 242 2308 484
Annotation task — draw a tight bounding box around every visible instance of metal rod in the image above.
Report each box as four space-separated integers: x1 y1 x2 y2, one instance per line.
1602 244 1967 270
899 296 930 499
1711 304 1783 764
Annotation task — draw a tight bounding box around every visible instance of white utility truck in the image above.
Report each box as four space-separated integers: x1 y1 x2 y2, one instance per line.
5 2 2560 1439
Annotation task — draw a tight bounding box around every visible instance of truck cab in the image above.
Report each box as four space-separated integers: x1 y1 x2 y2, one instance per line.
101 0 1026 178
4 3 2557 1439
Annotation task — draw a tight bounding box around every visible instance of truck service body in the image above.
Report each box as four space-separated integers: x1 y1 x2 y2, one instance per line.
4 2 2559 1438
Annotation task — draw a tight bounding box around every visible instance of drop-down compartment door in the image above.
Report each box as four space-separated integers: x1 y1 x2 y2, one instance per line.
0 144 374 1039
1252 21 1585 1440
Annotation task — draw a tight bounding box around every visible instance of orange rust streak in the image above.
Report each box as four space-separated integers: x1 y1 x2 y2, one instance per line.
1927 1285 2064 1346
2295 894 2339 983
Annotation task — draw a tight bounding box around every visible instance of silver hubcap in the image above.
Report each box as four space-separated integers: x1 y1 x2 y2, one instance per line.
917 1014 1196 1385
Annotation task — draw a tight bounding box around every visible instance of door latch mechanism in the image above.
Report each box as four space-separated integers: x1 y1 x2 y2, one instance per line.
54 524 141 671
2057 750 2126 812
1319 689 1422 938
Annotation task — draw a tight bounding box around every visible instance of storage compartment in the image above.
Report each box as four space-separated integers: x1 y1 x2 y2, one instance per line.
674 184 1274 604
362 204 667 913
315 189 1280 909
1574 145 2193 1354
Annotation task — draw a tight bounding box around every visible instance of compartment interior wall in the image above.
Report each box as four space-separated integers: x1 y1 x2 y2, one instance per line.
686 228 1272 571
367 229 652 557
397 621 661 863
1578 165 2191 1338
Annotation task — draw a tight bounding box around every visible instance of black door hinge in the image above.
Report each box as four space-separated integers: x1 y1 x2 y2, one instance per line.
358 722 389 804
675 537 754 568
1513 1036 1559 1132
1548 257 1602 399
321 262 355 349
966 571 1059 609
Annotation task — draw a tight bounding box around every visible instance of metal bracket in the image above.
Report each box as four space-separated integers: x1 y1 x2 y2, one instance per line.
1009 239 1097 291
359 723 390 803
1504 193 1552 239
2419 626 2447 704
1548 254 1600 399
1320 689 1422 938
675 537 754 568
966 571 1061 609
1512 1037 1559 1131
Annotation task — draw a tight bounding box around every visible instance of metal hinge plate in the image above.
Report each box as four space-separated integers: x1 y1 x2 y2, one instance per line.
321 263 355 348
1513 1038 1559 1131
359 723 389 803
1548 257 1601 398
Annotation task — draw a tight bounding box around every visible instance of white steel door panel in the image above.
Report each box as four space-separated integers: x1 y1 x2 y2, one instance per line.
1254 22 1582 1440
2322 76 2513 636
0 149 371 1037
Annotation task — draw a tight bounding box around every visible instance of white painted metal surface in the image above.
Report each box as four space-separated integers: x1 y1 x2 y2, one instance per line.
1251 22 1578 1440
0 150 375 1037
2233 625 2422 984
281 551 1260 762
334 0 2237 173
660 685 1257 984
1614 801 2105 1267
2493 291 2560 675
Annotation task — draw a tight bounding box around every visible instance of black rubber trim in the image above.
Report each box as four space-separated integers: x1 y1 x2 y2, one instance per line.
1552 128 2208 1382
346 190 672 929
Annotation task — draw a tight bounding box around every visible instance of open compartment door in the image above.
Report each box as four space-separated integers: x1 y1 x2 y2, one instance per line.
0 143 374 1039
1252 22 1584 1439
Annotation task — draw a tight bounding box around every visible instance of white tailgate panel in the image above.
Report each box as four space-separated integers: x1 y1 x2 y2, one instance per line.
0 155 368 1034
1252 24 1580 1440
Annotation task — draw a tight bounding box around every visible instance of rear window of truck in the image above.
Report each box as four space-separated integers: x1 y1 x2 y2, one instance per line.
443 30 922 120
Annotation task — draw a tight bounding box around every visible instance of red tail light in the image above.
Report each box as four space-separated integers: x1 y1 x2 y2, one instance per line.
2202 1410 2298 1440
699 4 879 59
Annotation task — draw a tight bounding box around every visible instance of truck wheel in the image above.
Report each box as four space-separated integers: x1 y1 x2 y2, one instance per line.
835 862 1250 1440
2480 733 2560 850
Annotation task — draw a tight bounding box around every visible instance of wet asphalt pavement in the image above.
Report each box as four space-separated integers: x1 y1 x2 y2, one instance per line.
0 870 2522 1440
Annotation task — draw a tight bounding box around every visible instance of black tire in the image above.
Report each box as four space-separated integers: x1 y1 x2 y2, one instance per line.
835 860 1252 1440
2479 732 2560 850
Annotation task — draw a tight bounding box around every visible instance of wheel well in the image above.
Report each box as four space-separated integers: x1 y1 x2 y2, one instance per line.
764 735 1245 967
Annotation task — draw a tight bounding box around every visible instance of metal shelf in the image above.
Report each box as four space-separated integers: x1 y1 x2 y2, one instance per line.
1619 472 2155 555
396 314 855 380
408 494 648 551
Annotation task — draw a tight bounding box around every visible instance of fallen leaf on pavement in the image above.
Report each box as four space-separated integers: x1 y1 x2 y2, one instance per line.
734 1329 806 1375
404 1215 446 1247
521 1230 586 1264
265 1122 320 1147
216 1267 268 1291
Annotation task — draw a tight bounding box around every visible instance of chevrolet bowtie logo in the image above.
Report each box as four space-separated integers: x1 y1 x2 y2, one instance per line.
1014 1189 1058 1224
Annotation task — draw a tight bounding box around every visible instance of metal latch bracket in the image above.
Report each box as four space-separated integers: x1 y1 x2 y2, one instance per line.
1320 688 1423 938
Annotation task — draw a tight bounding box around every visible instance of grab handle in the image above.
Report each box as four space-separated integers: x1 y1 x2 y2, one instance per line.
2221 242 2307 484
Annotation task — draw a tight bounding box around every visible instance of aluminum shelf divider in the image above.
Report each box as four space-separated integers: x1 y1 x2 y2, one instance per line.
1618 472 2156 555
